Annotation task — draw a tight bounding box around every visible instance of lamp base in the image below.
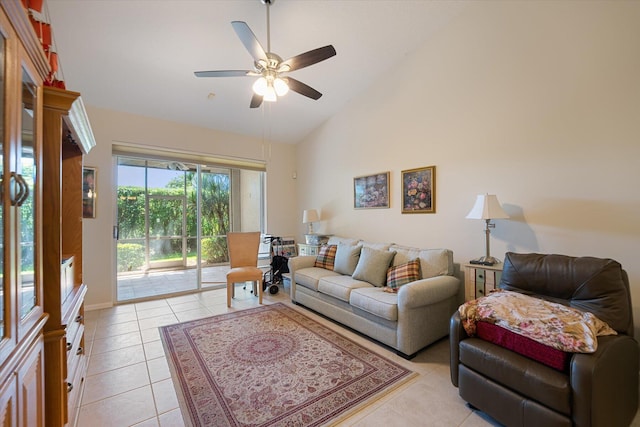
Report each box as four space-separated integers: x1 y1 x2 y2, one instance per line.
469 256 500 266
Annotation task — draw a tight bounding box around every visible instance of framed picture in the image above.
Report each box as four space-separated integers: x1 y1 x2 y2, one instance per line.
354 172 390 209
401 166 435 214
82 167 97 218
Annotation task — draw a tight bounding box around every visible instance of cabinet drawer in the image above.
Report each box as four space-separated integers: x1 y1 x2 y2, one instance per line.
298 244 319 256
65 313 83 350
464 264 504 302
66 324 85 381
67 353 86 426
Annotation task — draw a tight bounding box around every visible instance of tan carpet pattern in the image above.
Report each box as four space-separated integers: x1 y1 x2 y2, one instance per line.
160 303 415 426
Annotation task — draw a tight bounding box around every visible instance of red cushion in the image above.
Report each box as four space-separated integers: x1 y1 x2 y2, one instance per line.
476 321 572 372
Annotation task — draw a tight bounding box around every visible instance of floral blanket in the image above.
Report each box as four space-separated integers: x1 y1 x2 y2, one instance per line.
459 290 617 353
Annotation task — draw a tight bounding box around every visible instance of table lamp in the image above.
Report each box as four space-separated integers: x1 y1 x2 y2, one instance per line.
302 209 319 234
465 194 509 265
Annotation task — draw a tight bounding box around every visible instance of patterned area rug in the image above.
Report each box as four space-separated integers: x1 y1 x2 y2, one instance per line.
160 303 416 427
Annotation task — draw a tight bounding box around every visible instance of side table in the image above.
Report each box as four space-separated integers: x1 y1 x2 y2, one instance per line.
464 263 504 301
298 243 320 256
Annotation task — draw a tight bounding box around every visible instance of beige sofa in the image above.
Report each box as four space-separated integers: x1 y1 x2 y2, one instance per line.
288 236 461 358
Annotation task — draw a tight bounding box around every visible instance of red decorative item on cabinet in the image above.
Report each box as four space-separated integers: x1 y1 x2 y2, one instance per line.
22 0 44 13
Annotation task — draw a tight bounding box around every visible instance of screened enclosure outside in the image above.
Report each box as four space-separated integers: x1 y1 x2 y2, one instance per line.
115 154 265 302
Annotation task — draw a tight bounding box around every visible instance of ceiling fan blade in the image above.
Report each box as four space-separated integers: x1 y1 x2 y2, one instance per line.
250 93 264 109
231 21 268 63
280 45 336 72
287 78 323 100
194 70 254 78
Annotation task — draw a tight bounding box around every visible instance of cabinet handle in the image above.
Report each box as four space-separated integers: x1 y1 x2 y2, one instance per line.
9 172 21 206
66 342 72 351
76 315 83 323
9 173 29 206
16 174 30 206
76 347 83 355
67 382 73 393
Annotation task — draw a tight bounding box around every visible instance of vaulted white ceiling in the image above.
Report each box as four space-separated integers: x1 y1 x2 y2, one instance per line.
46 0 467 143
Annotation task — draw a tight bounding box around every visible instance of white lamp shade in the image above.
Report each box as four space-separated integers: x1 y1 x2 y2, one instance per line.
273 77 289 96
302 209 319 224
466 194 509 220
252 77 268 96
263 85 277 102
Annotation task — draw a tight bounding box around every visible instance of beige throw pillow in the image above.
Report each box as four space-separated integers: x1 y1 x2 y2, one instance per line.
333 243 362 275
352 247 396 287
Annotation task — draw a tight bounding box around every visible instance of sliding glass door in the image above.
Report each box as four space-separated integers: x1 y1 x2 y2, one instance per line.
114 155 264 302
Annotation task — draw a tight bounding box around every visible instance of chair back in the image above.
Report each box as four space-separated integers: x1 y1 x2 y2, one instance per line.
499 252 633 336
227 232 261 268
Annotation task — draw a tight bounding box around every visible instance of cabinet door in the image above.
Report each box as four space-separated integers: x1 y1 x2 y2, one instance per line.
0 375 18 427
0 4 13 366
16 338 45 427
14 48 43 342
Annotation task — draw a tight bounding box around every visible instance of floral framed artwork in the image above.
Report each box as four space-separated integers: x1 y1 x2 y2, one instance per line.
354 172 390 209
401 166 435 214
82 167 97 218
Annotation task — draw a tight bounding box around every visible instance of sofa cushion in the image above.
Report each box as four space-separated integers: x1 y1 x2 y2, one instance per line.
476 321 571 372
391 245 453 278
317 275 372 302
294 267 341 292
314 245 337 270
352 247 396 287
385 258 421 292
333 242 362 275
350 287 399 321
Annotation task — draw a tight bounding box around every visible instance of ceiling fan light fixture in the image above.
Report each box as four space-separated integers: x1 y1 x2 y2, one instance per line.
264 85 277 102
274 77 289 96
252 77 268 96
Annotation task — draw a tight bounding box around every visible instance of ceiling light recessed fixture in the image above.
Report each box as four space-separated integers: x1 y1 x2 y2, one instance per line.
194 0 336 108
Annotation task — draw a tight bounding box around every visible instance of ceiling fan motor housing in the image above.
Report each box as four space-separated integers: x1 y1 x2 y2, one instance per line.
255 53 285 74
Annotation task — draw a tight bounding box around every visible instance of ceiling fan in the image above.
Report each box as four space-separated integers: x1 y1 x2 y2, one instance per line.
194 0 336 108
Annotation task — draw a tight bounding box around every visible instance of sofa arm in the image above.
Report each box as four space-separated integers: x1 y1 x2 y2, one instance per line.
287 256 317 301
571 334 639 427
288 255 316 271
449 311 468 387
398 275 460 309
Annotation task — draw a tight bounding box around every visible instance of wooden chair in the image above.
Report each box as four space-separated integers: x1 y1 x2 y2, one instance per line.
226 232 263 307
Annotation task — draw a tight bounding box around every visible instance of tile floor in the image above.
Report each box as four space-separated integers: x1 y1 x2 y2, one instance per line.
77 285 640 427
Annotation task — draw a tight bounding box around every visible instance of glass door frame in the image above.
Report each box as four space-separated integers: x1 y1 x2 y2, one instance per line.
114 155 262 303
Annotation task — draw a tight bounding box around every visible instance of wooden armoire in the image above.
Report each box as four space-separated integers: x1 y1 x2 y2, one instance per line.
0 2 96 426
42 86 95 427
0 1 50 425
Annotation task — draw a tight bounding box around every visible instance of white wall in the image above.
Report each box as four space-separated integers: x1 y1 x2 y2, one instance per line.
82 107 298 308
295 2 640 332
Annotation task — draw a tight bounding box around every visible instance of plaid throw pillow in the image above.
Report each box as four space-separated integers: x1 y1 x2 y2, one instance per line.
385 258 421 293
314 245 337 270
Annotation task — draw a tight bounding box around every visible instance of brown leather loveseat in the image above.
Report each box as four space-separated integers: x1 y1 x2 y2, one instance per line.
450 252 639 427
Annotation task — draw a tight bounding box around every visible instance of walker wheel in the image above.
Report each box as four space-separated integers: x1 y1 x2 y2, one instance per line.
269 285 279 295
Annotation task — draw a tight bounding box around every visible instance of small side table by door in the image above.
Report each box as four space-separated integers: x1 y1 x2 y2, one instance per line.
464 263 504 301
297 244 320 256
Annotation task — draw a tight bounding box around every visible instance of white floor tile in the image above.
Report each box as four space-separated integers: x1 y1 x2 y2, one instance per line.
77 386 157 427
79 289 640 427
